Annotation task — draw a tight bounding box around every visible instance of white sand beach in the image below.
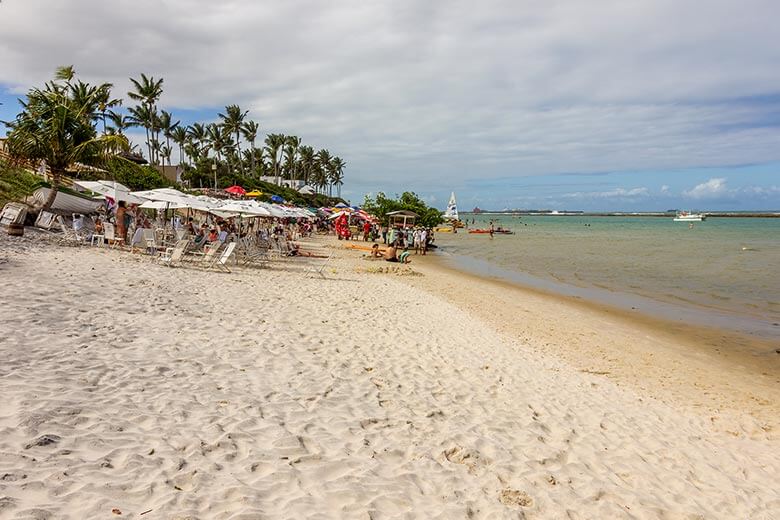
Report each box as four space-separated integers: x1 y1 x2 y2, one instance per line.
1 233 779 519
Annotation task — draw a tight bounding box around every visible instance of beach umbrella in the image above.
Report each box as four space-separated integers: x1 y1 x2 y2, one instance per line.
270 195 284 203
225 185 246 196
74 180 146 204
139 200 183 210
334 202 348 208
212 200 272 217
245 190 263 197
131 188 212 211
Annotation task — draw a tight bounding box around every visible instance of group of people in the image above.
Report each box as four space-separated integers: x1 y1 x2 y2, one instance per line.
365 224 435 263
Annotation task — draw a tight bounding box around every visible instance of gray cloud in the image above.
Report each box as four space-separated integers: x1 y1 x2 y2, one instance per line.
2 0 779 201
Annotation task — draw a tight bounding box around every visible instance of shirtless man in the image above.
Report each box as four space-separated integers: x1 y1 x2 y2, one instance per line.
384 244 398 262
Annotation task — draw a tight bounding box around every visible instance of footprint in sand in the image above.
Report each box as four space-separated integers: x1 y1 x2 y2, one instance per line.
498 488 533 508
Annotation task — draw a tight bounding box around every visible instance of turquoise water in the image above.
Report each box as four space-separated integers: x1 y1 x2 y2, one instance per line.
434 215 780 339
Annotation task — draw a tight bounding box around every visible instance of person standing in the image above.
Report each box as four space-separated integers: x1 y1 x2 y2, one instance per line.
115 201 128 244
419 228 428 255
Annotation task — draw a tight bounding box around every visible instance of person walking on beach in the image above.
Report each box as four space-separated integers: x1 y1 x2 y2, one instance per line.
115 201 129 244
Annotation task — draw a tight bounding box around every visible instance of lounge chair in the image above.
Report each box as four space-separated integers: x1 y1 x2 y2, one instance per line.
303 251 333 278
159 239 189 267
199 242 222 267
210 242 236 273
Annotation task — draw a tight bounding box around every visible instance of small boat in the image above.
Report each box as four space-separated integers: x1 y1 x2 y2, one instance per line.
29 187 103 214
673 211 706 222
468 227 514 235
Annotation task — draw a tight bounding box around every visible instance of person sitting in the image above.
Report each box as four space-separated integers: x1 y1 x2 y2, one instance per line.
384 244 398 262
370 243 382 258
94 217 104 235
399 247 411 264
207 228 219 244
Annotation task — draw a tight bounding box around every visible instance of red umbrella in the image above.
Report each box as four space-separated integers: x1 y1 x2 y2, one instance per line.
225 185 246 196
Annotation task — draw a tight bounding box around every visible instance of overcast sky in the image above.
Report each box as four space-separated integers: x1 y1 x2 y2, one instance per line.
1 0 779 210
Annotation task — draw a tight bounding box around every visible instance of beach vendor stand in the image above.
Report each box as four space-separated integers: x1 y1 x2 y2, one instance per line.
386 210 418 228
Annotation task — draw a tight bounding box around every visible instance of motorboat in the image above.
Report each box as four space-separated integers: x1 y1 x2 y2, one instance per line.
673 211 706 222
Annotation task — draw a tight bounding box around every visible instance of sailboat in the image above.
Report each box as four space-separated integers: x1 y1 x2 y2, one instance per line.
444 192 459 221
436 192 465 232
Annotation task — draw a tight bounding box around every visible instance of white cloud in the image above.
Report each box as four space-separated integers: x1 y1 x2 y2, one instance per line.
683 178 729 199
660 185 670 193
1 0 779 196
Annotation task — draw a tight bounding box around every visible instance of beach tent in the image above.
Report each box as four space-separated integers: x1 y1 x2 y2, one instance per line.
225 185 246 196
74 180 146 204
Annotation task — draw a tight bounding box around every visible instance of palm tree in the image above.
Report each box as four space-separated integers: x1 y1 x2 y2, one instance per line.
126 104 156 163
298 145 314 185
5 67 127 209
330 156 346 198
170 126 188 165
264 133 286 185
315 149 332 194
241 120 259 174
127 73 164 163
95 86 122 135
206 123 232 176
219 104 248 174
158 110 179 162
161 144 173 167
283 135 301 183
107 110 131 135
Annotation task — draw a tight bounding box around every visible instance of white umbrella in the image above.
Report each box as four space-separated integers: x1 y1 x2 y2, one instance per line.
131 188 212 211
211 200 272 217
139 200 183 210
74 180 146 204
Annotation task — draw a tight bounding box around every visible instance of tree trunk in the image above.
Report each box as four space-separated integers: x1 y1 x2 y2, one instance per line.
41 168 61 210
235 131 244 175
250 141 256 176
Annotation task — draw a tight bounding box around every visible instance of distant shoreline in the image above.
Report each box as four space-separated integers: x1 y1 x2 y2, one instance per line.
461 211 780 217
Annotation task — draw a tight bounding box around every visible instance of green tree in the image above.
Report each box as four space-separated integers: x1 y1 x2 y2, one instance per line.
362 191 443 228
330 156 346 198
4 67 128 209
219 104 248 175
241 120 259 175
127 73 164 164
264 133 286 185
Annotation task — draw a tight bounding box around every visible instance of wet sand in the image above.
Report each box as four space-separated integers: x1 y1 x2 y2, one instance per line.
399 250 780 438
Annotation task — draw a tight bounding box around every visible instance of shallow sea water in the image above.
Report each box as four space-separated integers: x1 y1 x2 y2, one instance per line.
434 215 780 339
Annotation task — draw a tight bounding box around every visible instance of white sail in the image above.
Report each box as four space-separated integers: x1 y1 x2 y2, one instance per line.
444 192 459 220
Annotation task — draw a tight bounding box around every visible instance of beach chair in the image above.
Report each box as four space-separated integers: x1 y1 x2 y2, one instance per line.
143 228 157 254
34 210 57 230
303 251 333 278
102 222 122 248
210 242 236 273
199 242 222 268
159 239 189 267
56 215 83 242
